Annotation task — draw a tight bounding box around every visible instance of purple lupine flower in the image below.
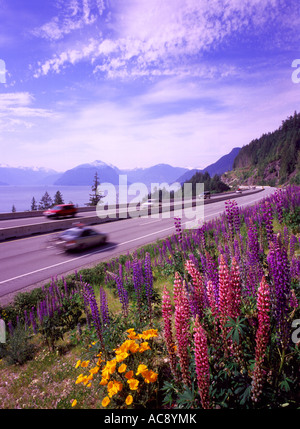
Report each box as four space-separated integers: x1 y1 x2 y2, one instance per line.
261 200 274 244
174 217 182 244
144 252 154 322
289 234 298 258
30 308 37 334
99 287 110 327
246 220 264 296
83 282 105 351
267 233 291 348
132 258 143 316
116 264 129 317
272 188 284 224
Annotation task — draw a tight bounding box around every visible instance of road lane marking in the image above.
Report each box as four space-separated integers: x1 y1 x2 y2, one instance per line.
0 191 274 286
0 224 176 285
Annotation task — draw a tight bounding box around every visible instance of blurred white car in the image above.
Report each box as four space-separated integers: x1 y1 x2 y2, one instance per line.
140 199 161 210
236 189 242 193
54 226 108 251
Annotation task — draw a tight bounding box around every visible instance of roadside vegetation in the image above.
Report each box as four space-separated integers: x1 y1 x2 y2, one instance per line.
0 185 299 409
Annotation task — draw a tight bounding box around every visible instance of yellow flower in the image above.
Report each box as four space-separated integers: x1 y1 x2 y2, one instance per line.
118 363 127 373
89 366 100 375
75 360 81 368
71 399 77 407
116 351 129 362
127 378 139 390
102 396 110 407
99 378 108 386
139 342 151 353
129 342 140 353
125 395 133 405
75 374 87 384
126 329 139 339
143 370 158 384
136 364 148 376
141 329 158 339
81 360 90 368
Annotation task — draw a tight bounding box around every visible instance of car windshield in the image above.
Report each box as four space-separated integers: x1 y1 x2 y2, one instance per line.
51 205 64 210
60 228 80 238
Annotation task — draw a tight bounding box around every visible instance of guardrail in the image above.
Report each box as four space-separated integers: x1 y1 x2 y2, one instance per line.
0 189 263 242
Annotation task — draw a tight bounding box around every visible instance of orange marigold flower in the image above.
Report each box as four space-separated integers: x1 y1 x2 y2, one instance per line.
102 396 110 407
118 363 127 373
125 370 134 379
136 364 148 376
127 378 139 390
139 342 151 352
125 395 133 405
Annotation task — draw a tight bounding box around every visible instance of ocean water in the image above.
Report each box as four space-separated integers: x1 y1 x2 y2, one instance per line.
0 185 149 213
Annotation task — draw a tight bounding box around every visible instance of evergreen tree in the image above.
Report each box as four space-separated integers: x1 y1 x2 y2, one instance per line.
53 190 64 205
89 172 103 206
12 205 16 213
38 191 53 210
31 197 37 211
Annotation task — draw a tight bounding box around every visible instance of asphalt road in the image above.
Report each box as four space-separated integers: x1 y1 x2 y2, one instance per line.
0 187 275 305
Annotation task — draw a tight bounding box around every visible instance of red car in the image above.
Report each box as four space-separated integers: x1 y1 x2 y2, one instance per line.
43 204 77 219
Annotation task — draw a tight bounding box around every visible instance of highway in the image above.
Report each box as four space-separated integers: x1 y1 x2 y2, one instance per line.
0 187 275 306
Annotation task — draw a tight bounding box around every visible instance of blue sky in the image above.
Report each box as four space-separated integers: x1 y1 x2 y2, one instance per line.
1 0 300 172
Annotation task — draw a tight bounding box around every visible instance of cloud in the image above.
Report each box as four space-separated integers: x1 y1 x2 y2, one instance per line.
0 92 55 132
32 0 105 40
33 0 292 79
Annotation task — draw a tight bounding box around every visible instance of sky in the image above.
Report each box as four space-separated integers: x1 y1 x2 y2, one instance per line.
1 0 300 172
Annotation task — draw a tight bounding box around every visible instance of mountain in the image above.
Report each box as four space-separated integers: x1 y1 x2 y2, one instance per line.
0 165 61 186
122 164 189 187
54 160 120 186
176 147 241 184
54 161 189 187
223 112 300 187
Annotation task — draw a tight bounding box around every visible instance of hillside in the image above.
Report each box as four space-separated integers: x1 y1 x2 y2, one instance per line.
224 112 300 187
177 147 241 184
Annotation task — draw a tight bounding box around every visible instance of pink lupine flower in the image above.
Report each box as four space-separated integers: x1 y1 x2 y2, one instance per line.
185 260 206 319
206 280 219 320
251 276 271 402
194 315 211 409
173 271 184 307
174 278 191 386
162 286 179 381
229 257 241 320
218 254 232 354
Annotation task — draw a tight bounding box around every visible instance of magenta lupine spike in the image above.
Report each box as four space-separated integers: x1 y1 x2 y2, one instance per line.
173 272 191 386
229 257 241 320
185 259 206 319
218 254 232 355
251 276 271 403
194 315 211 409
173 271 184 307
174 295 191 386
162 286 179 381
